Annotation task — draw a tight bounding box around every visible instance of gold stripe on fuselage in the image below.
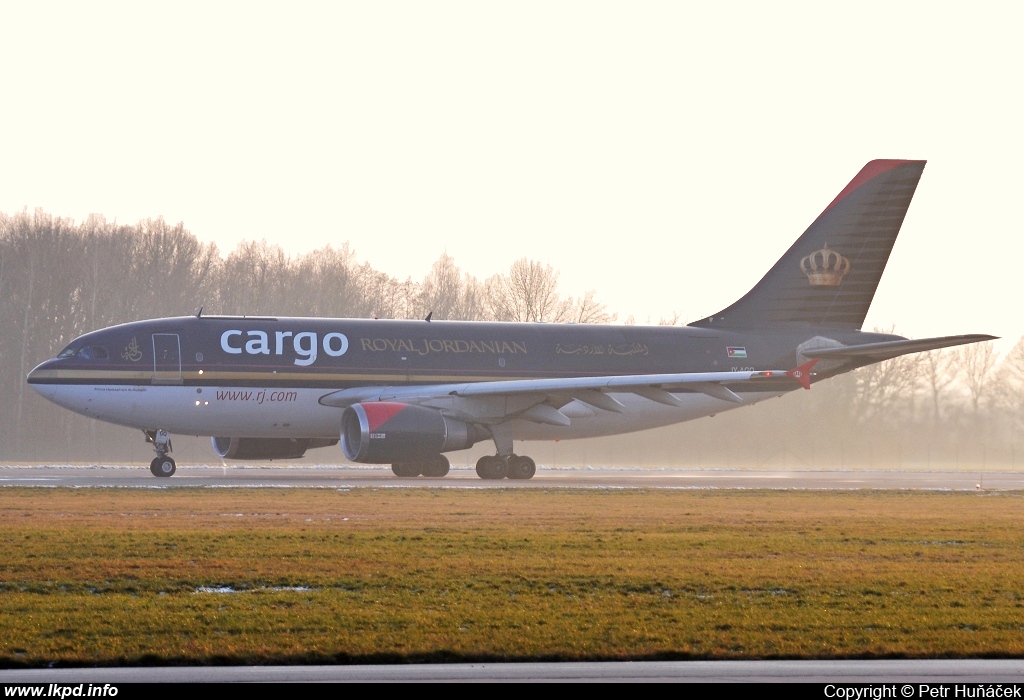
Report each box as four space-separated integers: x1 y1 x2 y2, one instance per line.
28 368 548 384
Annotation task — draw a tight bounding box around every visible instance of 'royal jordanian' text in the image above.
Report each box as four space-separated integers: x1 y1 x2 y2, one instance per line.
360 338 527 355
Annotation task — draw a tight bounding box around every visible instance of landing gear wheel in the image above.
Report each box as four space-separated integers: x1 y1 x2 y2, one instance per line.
391 463 422 477
150 456 176 477
476 455 508 480
145 429 175 477
507 455 536 480
421 455 451 478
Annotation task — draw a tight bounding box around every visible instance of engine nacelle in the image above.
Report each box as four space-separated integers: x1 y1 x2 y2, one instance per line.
341 402 486 463
211 437 337 460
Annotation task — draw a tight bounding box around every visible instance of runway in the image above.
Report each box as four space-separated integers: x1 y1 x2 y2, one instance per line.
1 464 1021 490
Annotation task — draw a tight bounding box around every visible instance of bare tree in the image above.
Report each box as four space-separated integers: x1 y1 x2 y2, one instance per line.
922 349 957 426
846 351 925 424
219 239 291 315
485 258 572 322
999 337 1024 386
459 275 487 321
418 253 486 321
568 290 615 324
292 244 366 317
993 337 1024 427
419 253 462 319
358 264 418 319
954 341 999 417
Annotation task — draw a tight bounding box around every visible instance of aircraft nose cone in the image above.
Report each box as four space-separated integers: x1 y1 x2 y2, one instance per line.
27 359 54 384
27 364 43 385
26 358 96 416
26 360 58 400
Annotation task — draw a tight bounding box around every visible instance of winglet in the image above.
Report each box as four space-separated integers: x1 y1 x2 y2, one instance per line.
787 359 819 390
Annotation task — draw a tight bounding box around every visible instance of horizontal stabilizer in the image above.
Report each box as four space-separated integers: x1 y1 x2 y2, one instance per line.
803 334 997 363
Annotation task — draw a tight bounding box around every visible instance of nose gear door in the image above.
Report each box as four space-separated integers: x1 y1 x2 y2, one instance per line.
152 333 182 385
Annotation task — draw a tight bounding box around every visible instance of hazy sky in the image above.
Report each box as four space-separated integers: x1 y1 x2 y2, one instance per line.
2 2 1021 349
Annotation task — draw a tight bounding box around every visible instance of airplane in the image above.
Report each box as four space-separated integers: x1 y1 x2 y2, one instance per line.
27 159 994 479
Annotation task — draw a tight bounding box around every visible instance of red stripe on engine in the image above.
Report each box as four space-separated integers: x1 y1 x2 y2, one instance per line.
362 402 408 431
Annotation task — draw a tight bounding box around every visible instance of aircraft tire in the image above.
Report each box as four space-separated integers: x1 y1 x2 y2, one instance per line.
391 463 422 477
507 455 536 480
476 455 507 480
421 455 450 478
150 456 176 478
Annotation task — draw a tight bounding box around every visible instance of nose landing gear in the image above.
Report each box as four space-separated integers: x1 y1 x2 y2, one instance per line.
150 456 176 477
144 429 176 478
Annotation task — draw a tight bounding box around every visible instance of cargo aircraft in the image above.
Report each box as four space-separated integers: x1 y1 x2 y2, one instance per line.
27 160 994 479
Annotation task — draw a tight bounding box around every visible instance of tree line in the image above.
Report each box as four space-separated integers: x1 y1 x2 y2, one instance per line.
0 209 610 459
583 337 1024 471
2 209 1021 467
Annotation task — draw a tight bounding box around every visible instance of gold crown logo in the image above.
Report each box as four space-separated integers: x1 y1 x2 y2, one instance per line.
800 244 850 286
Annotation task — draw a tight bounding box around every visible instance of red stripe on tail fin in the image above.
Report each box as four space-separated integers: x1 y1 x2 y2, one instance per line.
818 159 921 217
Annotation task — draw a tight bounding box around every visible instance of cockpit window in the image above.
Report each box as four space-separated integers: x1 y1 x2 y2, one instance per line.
57 343 109 360
76 346 109 360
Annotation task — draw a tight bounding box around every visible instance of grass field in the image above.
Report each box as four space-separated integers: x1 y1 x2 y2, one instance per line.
1 487 1023 666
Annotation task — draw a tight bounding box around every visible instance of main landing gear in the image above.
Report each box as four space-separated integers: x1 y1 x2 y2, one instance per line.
476 454 536 480
388 454 537 479
144 429 176 478
391 454 451 478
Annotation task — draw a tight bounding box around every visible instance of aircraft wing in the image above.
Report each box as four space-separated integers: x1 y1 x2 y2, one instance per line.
801 334 996 363
318 363 816 426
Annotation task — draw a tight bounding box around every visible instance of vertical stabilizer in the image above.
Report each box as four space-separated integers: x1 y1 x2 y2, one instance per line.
690 159 926 330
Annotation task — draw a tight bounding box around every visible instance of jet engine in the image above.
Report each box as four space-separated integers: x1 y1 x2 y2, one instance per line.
211 437 338 460
341 402 487 463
